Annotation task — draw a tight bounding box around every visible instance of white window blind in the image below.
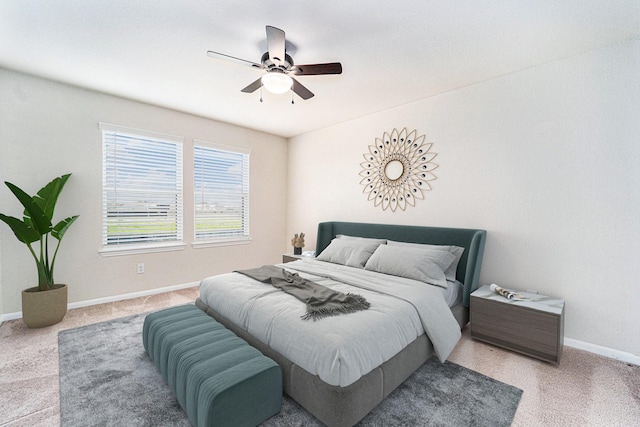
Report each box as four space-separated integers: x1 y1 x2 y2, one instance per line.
194 142 250 242
100 123 183 248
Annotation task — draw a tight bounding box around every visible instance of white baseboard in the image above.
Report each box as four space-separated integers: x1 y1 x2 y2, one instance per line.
0 281 199 323
564 337 640 366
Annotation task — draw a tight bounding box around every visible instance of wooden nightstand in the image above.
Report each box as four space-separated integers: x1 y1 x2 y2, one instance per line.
470 285 565 364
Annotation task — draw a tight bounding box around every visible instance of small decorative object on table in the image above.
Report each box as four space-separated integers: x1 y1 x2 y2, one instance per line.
490 283 528 301
291 232 305 255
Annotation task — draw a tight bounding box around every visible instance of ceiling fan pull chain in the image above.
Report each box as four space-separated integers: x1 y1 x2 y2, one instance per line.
291 89 295 104
260 85 263 103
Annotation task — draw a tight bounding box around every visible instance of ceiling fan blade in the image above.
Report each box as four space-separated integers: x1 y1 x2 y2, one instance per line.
241 78 263 93
266 25 286 66
292 62 343 76
291 77 314 100
207 50 263 69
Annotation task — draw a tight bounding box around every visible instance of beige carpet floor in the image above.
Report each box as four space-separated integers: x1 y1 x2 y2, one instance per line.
1 286 638 427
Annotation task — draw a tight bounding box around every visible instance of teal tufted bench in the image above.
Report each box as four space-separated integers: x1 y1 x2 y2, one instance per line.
143 305 283 427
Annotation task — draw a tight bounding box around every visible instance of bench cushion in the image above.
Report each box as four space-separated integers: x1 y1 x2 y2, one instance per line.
143 304 282 427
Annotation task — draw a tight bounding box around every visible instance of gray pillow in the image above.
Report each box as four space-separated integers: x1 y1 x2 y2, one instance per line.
316 238 383 268
336 234 387 245
364 244 455 288
387 240 464 282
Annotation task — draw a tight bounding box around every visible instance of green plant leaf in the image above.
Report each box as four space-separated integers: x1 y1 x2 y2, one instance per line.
32 174 71 221
4 182 51 235
52 215 79 240
0 213 40 244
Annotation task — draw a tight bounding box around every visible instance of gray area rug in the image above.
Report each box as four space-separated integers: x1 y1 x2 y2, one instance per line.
59 313 522 426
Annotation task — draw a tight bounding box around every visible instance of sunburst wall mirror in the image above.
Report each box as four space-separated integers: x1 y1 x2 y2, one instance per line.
359 128 438 212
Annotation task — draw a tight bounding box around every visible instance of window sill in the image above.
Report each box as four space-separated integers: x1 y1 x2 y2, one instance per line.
99 242 187 257
192 237 252 249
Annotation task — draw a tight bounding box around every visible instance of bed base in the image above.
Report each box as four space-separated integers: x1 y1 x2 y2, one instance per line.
196 298 468 427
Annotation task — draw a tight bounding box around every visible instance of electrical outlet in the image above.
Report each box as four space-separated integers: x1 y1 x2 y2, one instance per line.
137 263 145 274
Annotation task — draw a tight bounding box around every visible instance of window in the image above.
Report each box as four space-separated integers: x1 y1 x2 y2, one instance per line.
100 123 184 255
193 141 250 245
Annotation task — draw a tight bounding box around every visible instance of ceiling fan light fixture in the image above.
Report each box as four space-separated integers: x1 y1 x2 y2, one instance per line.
261 72 293 94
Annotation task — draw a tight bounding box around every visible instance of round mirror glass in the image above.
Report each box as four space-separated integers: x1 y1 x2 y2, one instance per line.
384 160 404 180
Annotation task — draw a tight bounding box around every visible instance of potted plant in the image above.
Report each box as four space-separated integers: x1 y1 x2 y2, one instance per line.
0 173 79 328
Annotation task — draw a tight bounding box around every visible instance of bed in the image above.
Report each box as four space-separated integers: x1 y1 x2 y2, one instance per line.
195 221 486 426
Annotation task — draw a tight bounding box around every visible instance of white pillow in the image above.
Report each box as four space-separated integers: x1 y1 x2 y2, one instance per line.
316 238 383 268
387 240 464 282
364 244 455 288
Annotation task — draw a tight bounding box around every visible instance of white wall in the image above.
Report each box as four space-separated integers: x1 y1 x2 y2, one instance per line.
0 69 288 315
287 39 640 357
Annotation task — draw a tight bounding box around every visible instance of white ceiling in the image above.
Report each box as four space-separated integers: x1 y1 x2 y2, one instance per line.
1 1 639 138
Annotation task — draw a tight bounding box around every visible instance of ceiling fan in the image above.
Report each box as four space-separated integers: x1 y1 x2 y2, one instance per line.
206 25 342 101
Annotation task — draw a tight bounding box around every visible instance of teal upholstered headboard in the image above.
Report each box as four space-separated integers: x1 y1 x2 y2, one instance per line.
315 222 487 308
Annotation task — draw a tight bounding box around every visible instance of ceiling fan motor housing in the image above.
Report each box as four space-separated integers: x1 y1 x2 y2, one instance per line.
261 52 294 73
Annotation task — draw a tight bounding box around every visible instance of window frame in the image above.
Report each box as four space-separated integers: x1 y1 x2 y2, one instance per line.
98 122 186 257
192 139 251 249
